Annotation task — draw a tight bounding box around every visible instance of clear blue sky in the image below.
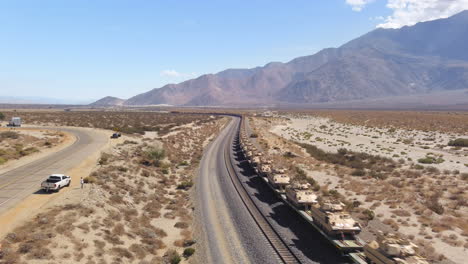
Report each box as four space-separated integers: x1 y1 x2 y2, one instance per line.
1 0 394 102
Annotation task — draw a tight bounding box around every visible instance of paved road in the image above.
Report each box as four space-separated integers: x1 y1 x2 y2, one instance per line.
197 117 281 264
0 127 108 215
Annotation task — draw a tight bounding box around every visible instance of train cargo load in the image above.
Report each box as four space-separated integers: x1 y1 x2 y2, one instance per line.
363 232 429 264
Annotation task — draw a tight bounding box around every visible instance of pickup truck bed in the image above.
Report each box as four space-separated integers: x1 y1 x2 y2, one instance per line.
41 174 71 192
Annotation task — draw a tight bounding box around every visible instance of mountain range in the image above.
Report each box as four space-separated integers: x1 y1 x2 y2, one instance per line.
93 10 468 107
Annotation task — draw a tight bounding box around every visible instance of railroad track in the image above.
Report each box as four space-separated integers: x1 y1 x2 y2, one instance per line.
223 117 301 264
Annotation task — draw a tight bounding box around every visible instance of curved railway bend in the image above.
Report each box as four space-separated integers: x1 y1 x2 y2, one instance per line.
197 116 349 264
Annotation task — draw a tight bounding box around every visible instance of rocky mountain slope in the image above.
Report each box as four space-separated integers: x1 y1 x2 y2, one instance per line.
89 96 125 106
97 10 468 107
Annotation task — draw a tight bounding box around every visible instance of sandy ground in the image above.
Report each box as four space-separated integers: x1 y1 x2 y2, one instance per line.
248 115 467 264
271 116 468 173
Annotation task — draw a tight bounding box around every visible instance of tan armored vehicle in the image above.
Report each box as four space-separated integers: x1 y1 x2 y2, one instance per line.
258 164 272 176
274 168 286 174
252 156 261 165
241 133 247 140
309 199 361 236
243 143 252 155
240 141 246 151
267 173 290 191
364 232 429 264
285 182 318 210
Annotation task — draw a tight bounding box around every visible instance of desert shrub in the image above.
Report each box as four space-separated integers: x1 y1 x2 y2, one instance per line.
363 209 375 220
337 148 348 155
425 166 440 174
369 170 387 180
402 138 413 144
382 219 399 231
351 169 366 176
19 147 38 156
392 209 411 217
414 164 424 170
141 169 150 177
0 157 6 165
29 247 53 259
177 180 193 190
417 157 431 164
166 250 181 264
460 173 468 181
0 112 4 120
129 244 147 259
306 177 320 191
174 222 189 229
18 242 33 254
328 190 341 199
146 147 166 160
113 223 125 236
0 131 19 139
448 138 468 147
77 222 90 233
178 161 189 166
143 147 166 166
117 166 128 172
426 193 445 215
98 153 111 165
183 239 196 247
120 126 147 135
183 248 195 258
83 176 97 184
298 143 395 171
295 167 307 179
112 247 134 259
77 206 95 217
109 195 124 205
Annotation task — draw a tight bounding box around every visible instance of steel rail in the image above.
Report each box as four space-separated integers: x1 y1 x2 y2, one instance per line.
223 117 302 264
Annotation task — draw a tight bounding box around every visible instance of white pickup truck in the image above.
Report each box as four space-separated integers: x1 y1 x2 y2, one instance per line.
41 174 71 192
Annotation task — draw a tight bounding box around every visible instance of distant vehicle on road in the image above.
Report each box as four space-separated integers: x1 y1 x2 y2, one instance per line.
7 117 21 127
111 132 121 139
41 174 71 192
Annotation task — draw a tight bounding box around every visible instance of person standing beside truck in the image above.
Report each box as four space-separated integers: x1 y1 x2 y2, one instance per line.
80 177 84 189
